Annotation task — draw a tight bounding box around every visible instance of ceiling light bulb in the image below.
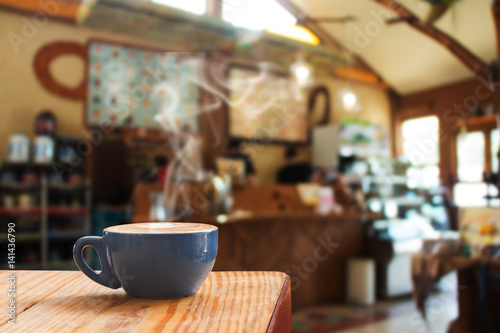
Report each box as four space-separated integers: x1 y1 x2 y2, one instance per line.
290 56 313 87
295 66 310 80
343 92 357 108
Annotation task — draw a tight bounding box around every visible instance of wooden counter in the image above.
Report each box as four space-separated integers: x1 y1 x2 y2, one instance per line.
209 212 373 308
132 183 380 308
134 211 379 308
0 270 292 332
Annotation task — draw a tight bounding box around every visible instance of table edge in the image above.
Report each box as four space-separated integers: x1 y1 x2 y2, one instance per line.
266 274 292 333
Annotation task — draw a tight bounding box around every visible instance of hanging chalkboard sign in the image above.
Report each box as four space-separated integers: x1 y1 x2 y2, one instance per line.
227 64 308 144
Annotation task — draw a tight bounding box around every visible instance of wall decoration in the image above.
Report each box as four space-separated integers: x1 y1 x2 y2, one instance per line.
308 86 330 127
227 65 308 144
34 41 87 100
86 41 202 132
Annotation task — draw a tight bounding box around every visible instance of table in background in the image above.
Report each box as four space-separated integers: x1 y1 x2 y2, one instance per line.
412 254 500 333
0 270 291 332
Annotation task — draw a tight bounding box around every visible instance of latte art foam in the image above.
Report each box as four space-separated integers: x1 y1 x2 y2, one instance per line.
105 222 217 234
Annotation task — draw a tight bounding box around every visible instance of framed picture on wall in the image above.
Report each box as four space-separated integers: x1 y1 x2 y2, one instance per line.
86 40 202 132
226 64 308 144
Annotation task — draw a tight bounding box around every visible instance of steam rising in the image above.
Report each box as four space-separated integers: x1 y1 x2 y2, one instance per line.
146 53 303 220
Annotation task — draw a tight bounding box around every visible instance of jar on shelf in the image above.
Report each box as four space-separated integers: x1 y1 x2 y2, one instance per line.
2 195 15 209
18 193 34 209
7 132 30 163
33 135 55 165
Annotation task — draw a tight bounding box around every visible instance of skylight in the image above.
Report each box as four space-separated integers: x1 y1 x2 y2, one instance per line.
222 0 319 45
152 0 206 15
150 0 319 45
223 0 295 31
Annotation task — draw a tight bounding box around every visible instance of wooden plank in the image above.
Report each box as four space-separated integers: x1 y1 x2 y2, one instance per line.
0 271 289 332
465 114 498 131
0 0 81 21
336 68 390 88
267 276 292 333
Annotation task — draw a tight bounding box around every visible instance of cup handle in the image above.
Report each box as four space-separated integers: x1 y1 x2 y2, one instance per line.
73 236 121 289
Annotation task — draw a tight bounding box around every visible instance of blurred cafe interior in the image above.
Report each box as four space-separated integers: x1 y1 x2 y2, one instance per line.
1 0 500 331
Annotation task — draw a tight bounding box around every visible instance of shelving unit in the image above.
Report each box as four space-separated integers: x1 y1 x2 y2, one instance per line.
0 178 91 270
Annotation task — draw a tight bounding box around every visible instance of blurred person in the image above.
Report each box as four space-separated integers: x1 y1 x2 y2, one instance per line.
277 146 313 184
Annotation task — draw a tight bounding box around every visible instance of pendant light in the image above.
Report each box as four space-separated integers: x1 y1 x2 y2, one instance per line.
290 54 314 88
339 21 361 112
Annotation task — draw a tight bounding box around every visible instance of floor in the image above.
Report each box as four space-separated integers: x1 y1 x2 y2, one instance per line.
292 274 458 333
335 298 457 333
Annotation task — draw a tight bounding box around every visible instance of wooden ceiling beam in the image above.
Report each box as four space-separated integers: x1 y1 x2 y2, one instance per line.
336 68 389 88
0 0 80 22
370 0 489 78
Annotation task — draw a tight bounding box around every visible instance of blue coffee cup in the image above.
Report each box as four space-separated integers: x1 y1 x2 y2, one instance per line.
73 223 218 298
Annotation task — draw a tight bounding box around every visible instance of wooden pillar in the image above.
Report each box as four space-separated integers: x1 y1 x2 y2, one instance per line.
492 1 500 188
206 0 222 17
388 89 402 158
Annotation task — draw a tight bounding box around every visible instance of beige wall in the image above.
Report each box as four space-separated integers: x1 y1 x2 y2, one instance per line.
317 77 391 128
0 10 187 162
0 10 391 184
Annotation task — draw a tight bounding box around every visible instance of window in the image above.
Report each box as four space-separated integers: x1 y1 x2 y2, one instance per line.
454 129 499 207
491 129 499 174
453 183 498 207
401 116 440 189
222 0 319 45
457 131 485 182
402 116 439 166
152 0 206 15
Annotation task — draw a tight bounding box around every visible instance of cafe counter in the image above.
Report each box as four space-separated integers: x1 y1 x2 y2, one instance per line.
132 183 381 308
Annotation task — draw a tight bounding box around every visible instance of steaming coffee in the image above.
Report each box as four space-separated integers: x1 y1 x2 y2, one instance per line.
105 223 216 234
73 222 218 298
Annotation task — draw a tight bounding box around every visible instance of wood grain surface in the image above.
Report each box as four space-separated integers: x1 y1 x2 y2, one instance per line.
0 271 290 332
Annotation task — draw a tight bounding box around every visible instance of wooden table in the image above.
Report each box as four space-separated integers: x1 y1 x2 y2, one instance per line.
0 271 292 332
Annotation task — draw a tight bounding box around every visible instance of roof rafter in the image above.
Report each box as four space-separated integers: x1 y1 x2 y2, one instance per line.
370 0 489 78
